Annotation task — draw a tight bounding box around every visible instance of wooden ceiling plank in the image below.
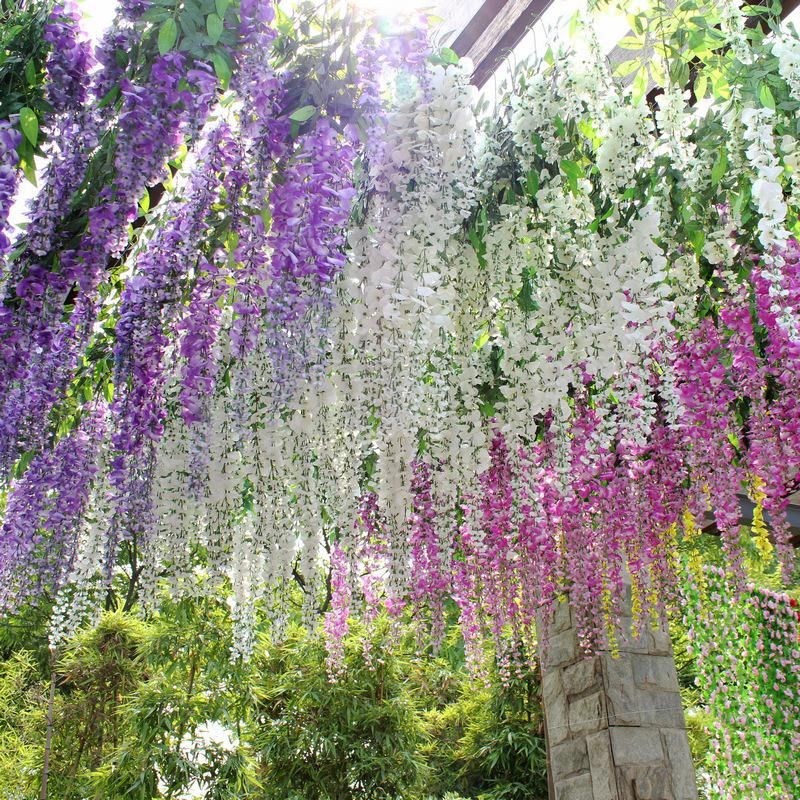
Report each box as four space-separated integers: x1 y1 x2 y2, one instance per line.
451 0 511 56
452 0 554 88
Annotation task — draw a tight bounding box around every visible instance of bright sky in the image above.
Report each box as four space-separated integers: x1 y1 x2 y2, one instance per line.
77 0 117 43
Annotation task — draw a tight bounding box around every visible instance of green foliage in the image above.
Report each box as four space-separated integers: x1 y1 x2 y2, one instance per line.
92 597 258 800
45 612 150 800
0 0 51 184
684 707 714 765
422 669 548 800
1 584 794 800
252 622 425 800
0 1 50 122
0 651 41 799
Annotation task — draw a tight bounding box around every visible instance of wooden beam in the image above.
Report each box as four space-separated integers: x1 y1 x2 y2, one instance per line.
451 0 554 88
454 0 799 91
701 495 800 549
782 0 800 19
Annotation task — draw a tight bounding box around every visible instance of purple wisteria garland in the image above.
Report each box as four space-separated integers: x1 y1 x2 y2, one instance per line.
0 122 21 265
0 0 218 475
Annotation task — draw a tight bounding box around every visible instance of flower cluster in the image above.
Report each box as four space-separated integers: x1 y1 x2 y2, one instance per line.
264 118 356 400
0 122 21 265
109 122 235 573
742 107 789 255
0 406 105 615
1 2 800 689
43 2 95 116
773 32 800 102
0 1 219 477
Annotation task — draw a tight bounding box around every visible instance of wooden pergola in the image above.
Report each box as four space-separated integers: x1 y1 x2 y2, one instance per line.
444 0 800 88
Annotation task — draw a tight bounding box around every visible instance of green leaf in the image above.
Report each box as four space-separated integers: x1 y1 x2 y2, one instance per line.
711 148 727 187
158 18 178 54
473 330 490 351
733 180 752 220
668 60 688 88
759 83 775 110
215 0 231 16
687 226 705 254
24 59 35 85
524 169 538 200
211 52 231 90
559 159 583 191
14 451 34 479
289 105 316 123
589 204 614 233
275 5 293 34
206 12 223 44
618 35 643 50
632 68 648 104
614 59 639 78
694 73 707 100
439 46 459 65
141 7 170 23
98 85 120 109
20 155 37 186
18 106 37 147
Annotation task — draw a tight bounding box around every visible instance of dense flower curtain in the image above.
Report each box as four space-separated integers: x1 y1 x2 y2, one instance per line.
683 566 800 797
0 0 798 709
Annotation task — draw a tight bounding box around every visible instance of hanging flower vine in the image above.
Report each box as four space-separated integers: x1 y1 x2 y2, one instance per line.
0 1 797 727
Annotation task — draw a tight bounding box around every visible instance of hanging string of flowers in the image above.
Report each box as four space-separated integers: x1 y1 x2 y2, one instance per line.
0 0 799 675
0 123 21 266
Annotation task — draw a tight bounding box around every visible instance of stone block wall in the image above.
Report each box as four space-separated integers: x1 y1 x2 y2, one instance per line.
541 594 698 800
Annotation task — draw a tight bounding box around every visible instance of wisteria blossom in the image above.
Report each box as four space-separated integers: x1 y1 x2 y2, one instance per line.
0 0 798 740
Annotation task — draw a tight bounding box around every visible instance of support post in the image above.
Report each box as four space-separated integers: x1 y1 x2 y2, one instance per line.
540 588 698 800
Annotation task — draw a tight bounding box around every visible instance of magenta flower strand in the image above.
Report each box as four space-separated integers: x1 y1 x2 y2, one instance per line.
407 460 448 649
323 542 352 678
674 318 748 580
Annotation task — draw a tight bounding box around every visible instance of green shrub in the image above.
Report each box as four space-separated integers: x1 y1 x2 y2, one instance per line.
0 650 41 799
422 669 548 800
252 622 425 800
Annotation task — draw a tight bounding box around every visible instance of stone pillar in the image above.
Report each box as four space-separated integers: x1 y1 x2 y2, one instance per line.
540 590 698 800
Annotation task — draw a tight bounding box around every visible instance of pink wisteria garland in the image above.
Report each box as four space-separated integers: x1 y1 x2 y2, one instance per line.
323 248 800 675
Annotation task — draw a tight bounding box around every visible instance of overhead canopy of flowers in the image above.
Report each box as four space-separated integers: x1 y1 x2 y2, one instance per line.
0 0 799 671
